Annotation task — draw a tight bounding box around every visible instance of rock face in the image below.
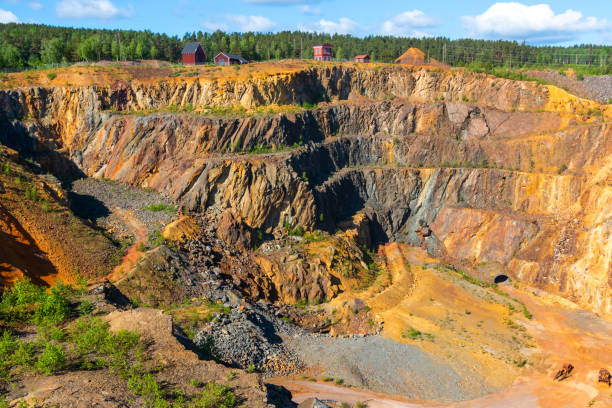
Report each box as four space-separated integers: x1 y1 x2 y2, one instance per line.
0 63 610 315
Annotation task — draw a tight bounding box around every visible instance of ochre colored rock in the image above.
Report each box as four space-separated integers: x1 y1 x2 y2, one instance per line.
161 216 201 243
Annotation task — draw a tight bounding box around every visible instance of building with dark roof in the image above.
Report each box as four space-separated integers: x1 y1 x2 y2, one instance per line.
182 42 206 65
214 52 248 66
354 54 370 63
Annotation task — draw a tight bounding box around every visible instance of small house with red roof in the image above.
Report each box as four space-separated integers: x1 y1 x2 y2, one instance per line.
214 52 248 66
354 54 370 63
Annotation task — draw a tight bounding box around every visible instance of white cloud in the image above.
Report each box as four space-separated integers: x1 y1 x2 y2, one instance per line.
0 9 18 23
56 0 133 19
301 17 358 34
29 1 43 10
299 5 320 15
381 10 438 36
202 21 229 31
462 2 608 43
226 15 275 32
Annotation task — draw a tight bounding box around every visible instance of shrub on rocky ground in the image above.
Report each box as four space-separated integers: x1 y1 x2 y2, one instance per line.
0 278 243 408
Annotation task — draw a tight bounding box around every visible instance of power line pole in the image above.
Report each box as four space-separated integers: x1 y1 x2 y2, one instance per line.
116 33 121 61
300 37 303 59
442 43 446 65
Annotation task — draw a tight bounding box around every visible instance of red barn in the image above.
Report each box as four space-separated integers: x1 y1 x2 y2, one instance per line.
214 52 248 66
354 54 370 63
313 43 332 61
182 42 206 65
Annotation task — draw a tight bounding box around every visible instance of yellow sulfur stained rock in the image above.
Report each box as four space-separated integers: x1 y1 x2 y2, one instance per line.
161 216 201 242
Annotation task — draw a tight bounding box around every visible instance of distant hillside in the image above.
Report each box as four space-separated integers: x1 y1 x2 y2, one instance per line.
0 23 610 73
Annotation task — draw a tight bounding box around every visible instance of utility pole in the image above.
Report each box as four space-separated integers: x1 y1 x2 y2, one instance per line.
116 33 121 61
589 45 593 65
442 43 446 65
300 36 303 59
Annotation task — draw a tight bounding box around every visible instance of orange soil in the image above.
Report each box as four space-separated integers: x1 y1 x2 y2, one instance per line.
0 59 380 89
107 207 147 282
0 149 116 288
0 58 452 90
275 244 612 408
0 202 58 287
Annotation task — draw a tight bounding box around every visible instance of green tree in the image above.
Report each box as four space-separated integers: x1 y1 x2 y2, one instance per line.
40 38 65 64
78 36 100 61
0 42 22 68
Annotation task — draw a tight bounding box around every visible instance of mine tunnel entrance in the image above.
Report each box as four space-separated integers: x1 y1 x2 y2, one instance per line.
494 274 509 284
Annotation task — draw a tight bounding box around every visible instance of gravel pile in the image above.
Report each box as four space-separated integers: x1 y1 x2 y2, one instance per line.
583 75 612 104
195 303 304 376
70 178 176 238
525 69 612 103
285 335 496 402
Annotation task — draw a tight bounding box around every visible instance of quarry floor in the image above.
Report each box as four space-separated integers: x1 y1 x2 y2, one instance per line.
269 244 612 408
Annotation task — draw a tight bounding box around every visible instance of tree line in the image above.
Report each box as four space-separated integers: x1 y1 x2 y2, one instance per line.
0 23 611 73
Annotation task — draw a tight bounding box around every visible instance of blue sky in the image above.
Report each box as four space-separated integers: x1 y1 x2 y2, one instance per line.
0 0 610 45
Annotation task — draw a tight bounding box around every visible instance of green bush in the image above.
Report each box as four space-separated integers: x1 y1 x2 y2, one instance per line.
127 371 163 401
36 342 66 375
78 300 94 316
11 341 34 367
2 162 9 176
192 382 236 408
0 331 17 378
148 229 165 247
33 284 71 325
24 186 38 201
71 316 113 355
70 316 140 367
557 164 568 174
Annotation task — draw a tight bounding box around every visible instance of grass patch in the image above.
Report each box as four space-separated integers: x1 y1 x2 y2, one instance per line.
401 327 434 341
145 203 176 213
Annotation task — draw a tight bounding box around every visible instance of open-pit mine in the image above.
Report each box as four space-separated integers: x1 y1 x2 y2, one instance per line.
1 60 611 408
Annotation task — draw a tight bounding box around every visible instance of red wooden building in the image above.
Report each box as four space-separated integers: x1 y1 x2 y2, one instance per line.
182 42 206 65
313 43 332 61
354 54 370 63
214 52 248 66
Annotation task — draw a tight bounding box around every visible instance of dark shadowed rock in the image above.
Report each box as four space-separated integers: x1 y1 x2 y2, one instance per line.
217 209 254 252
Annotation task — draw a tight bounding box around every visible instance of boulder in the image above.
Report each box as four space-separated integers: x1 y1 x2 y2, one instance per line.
298 398 332 408
162 216 201 243
217 210 254 252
